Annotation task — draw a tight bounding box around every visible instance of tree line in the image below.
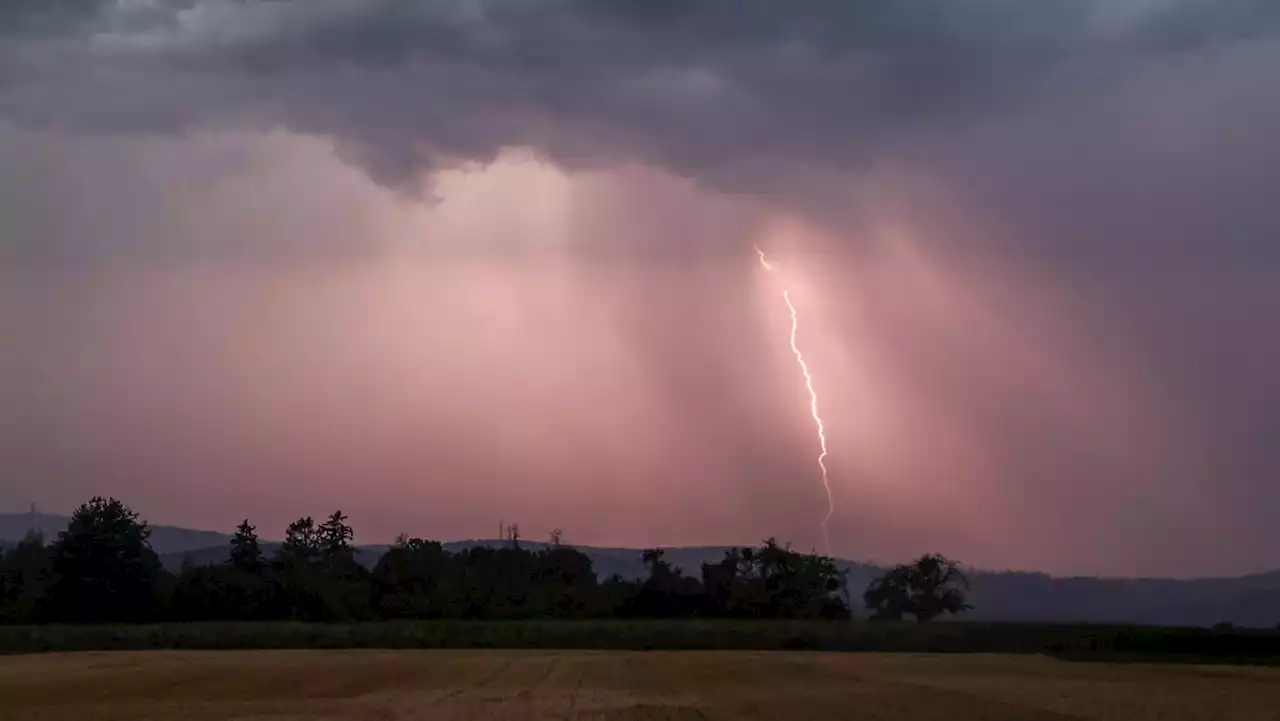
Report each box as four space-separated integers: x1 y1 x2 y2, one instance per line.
0 497 970 624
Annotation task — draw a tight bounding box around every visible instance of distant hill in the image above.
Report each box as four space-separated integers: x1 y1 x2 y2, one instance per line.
0 513 232 555
4 515 1279 628
960 569 1280 628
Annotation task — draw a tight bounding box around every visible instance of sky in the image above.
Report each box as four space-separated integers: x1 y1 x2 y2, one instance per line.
2 1 1278 578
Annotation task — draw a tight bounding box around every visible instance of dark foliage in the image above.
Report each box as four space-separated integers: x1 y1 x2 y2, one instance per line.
3 621 1280 664
699 539 851 619
1 497 851 625
229 520 264 573
7 497 1280 665
43 498 166 624
864 553 972 623
0 532 48 623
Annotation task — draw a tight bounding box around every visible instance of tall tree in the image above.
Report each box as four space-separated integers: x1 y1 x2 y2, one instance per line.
319 511 355 563
271 513 369 621
229 519 264 573
279 517 320 565
45 497 165 623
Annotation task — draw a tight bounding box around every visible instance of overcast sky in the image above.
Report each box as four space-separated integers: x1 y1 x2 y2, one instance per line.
2 1 1278 577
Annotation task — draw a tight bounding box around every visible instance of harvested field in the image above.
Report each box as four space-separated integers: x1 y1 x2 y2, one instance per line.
2 650 1279 720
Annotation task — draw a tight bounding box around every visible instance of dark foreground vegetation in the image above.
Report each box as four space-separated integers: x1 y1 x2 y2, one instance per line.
1 497 971 625
4 497 1279 663
2 620 1280 664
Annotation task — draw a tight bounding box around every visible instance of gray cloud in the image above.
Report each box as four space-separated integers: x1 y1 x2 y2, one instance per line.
0 0 111 38
4 0 1278 265
3 1 1273 186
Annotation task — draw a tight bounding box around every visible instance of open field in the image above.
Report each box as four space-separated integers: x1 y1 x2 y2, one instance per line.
3 650 1280 721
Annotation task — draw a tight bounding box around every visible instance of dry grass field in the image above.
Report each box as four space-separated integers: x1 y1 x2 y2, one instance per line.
2 650 1280 721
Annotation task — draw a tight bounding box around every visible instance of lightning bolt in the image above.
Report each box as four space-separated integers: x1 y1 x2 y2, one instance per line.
755 246 834 556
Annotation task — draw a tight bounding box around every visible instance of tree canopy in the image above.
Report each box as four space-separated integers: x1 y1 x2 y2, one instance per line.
43 497 165 623
0 496 984 625
863 553 971 623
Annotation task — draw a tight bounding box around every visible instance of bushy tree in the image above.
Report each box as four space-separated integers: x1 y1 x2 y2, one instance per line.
453 546 537 618
45 497 166 623
372 537 454 618
864 553 971 622
536 546 599 618
700 539 849 619
279 516 321 565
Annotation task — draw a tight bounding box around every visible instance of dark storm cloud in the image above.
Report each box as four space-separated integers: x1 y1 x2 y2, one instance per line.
1127 0 1280 51
4 0 1276 189
0 0 110 38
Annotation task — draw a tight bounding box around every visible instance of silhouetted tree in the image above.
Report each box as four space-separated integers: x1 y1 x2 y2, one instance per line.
372 537 454 618
270 512 370 621
759 540 849 619
626 548 704 617
864 553 971 622
454 546 537 618
907 554 971 622
279 517 320 565
2 495 863 625
700 540 849 619
173 518 271 621
537 545 599 618
45 497 166 623
229 520 264 573
700 548 744 614
864 565 912 621
319 511 355 563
